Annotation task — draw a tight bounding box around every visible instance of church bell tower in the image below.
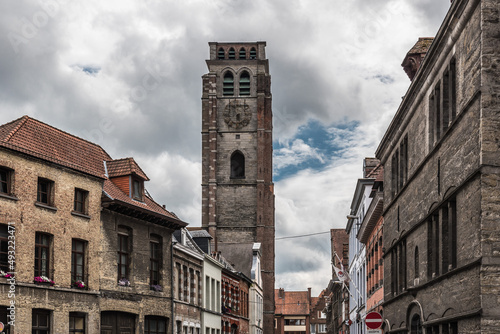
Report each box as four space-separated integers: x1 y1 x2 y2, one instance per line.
201 42 275 333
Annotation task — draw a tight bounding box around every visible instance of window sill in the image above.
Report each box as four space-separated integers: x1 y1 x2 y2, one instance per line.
34 202 57 212
71 211 91 219
0 193 18 201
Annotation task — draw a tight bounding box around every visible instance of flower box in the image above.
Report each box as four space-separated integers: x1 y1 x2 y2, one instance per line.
34 276 55 286
118 278 130 287
150 284 163 292
72 280 86 290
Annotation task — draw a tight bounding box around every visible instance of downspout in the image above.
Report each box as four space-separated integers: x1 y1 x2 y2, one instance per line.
171 236 175 334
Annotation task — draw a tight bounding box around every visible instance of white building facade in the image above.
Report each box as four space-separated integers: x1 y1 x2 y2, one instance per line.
249 243 264 334
202 254 223 334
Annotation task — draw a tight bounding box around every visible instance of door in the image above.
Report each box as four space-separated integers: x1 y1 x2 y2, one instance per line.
101 311 135 334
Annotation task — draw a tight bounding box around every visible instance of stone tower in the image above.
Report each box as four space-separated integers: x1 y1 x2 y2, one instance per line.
201 41 275 333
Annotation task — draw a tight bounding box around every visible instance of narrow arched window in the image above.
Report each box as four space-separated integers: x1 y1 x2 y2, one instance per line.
239 72 250 96
218 48 225 60
250 47 257 59
231 151 245 178
228 48 236 59
410 314 423 334
239 48 246 59
223 72 234 96
414 246 419 279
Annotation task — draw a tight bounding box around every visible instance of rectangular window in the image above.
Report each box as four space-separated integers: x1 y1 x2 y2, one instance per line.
145 316 167 334
0 225 9 273
74 188 88 214
150 236 161 286
72 239 86 283
34 232 51 278
118 232 129 279
32 309 50 334
132 179 143 200
0 306 11 334
69 312 85 334
0 168 13 195
37 177 54 206
391 238 407 295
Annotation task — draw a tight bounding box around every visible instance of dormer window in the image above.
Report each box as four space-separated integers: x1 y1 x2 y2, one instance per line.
132 178 143 201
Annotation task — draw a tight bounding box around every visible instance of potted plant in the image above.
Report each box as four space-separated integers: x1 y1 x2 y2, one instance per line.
72 280 86 289
118 278 130 287
34 276 55 286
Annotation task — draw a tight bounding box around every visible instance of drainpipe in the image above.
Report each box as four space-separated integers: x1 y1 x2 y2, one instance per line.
171 236 175 334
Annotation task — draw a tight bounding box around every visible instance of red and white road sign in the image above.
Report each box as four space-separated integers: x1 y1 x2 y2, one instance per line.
365 311 383 330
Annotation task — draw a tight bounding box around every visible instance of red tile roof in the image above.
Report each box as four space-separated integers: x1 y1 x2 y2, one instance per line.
275 290 310 315
0 116 111 178
106 157 149 180
0 115 182 224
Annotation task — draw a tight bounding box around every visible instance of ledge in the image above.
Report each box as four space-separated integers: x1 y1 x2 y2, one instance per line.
34 202 57 212
0 193 18 202
71 211 91 219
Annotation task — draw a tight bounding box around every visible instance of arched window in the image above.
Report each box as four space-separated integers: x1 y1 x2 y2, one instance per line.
410 314 423 334
239 72 250 96
239 48 246 59
250 47 257 59
414 246 419 279
218 48 225 60
231 151 245 179
223 72 234 96
228 48 236 59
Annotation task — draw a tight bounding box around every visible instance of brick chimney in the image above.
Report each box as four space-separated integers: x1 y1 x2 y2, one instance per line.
401 37 434 81
278 288 285 299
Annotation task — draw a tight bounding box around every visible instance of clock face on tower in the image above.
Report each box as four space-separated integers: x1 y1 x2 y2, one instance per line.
223 100 251 129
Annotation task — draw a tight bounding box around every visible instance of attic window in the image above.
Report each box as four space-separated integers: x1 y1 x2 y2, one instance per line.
132 178 143 201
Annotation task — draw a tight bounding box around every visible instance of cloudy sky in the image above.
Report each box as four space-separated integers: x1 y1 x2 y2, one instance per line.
1 0 450 295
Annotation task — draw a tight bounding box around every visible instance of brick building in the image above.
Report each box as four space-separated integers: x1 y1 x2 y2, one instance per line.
172 228 205 334
325 229 349 334
0 116 186 333
309 290 327 334
357 165 384 318
375 0 500 332
201 41 275 334
274 288 311 334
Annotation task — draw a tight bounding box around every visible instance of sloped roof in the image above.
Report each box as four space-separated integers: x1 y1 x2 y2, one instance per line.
275 290 310 315
0 116 111 178
0 116 183 226
188 229 212 238
106 157 149 180
406 37 434 55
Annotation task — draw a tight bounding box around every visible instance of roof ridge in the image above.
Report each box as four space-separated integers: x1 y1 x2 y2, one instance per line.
14 116 112 160
3 115 29 142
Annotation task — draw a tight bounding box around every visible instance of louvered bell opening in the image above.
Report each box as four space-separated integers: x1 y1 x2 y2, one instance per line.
239 74 250 96
228 48 236 59
239 48 246 59
250 48 257 59
223 74 234 96
218 48 225 60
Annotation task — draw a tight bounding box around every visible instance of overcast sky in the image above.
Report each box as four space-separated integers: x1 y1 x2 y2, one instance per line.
1 0 450 295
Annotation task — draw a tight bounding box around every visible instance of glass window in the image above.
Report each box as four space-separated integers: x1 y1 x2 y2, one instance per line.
0 225 9 273
69 312 85 333
72 239 86 284
37 178 54 205
150 235 162 286
132 179 143 201
145 316 167 334
118 228 130 280
34 232 51 278
0 168 13 195
74 188 88 214
32 309 50 334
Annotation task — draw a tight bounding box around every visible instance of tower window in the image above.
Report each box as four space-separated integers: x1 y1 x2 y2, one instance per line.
239 72 250 96
250 47 257 59
218 48 225 60
228 48 236 59
230 151 245 179
223 72 234 96
239 48 246 59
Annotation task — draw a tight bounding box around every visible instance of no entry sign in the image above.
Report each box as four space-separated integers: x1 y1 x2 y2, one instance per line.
365 311 383 330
